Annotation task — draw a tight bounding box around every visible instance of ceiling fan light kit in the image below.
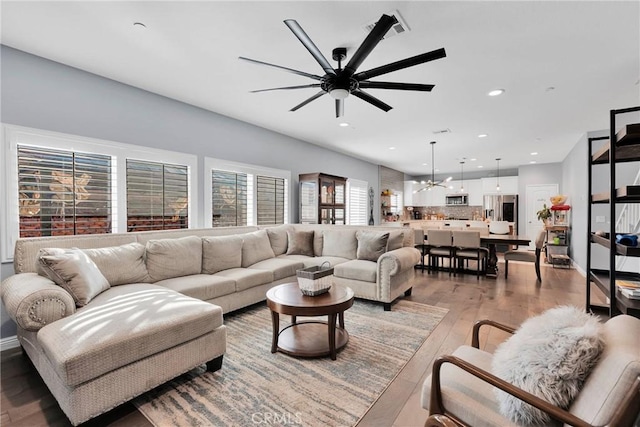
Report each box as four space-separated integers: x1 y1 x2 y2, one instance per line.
240 14 446 118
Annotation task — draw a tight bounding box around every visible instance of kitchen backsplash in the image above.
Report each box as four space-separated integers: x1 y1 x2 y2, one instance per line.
404 205 484 220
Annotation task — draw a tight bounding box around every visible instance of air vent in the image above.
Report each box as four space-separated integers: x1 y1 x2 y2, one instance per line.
363 10 410 39
432 128 451 135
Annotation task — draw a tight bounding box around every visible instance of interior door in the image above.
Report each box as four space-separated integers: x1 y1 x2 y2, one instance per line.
526 184 558 250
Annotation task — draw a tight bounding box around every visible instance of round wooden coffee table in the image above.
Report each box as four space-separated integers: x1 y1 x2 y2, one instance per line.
266 283 354 360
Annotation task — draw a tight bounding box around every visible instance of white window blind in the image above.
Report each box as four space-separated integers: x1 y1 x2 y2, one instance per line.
17 145 112 237
126 159 189 231
257 175 285 225
211 170 248 227
347 179 368 225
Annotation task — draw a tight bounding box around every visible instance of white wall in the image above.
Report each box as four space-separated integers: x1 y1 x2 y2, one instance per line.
0 45 380 338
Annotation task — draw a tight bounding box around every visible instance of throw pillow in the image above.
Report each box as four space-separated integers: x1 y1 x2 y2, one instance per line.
286 230 315 256
266 224 291 256
356 231 390 262
145 236 203 282
202 234 243 274
491 306 604 426
387 230 405 251
37 248 110 306
241 230 276 267
321 229 357 259
83 242 150 286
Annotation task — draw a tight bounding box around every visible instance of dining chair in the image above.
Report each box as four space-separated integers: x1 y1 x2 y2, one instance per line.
488 221 510 235
414 228 430 273
427 229 454 275
448 220 467 229
467 226 489 236
503 230 546 281
452 231 488 279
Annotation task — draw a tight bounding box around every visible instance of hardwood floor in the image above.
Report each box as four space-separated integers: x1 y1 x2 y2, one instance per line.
1 260 597 427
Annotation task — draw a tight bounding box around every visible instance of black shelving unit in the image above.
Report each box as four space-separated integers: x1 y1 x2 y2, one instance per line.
586 106 640 318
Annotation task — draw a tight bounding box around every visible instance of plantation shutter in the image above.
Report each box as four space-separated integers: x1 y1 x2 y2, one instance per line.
211 170 248 227
256 175 285 225
347 179 368 225
126 160 189 231
17 145 112 237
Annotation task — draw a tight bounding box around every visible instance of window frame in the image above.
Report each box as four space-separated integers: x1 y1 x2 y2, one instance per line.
2 124 198 262
204 157 290 228
346 178 369 225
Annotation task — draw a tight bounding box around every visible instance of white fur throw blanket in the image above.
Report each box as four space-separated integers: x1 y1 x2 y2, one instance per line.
491 306 604 426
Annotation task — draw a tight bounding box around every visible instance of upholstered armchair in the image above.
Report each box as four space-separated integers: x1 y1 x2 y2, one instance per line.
421 309 640 427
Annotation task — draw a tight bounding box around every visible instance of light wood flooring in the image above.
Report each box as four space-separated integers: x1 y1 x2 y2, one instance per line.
1 259 597 427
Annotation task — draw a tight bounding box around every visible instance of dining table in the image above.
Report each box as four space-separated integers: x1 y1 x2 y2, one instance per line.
420 234 532 279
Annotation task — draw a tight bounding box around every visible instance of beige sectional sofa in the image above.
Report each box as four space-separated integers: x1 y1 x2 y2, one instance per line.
1 223 419 425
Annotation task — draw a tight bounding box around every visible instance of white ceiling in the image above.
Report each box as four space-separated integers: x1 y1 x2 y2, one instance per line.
1 1 639 176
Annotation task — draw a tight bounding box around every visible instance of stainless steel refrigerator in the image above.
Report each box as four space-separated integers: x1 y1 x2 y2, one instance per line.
484 194 518 233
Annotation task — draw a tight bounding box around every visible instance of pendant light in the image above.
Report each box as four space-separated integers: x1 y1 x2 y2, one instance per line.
415 141 453 192
459 160 465 193
495 158 501 192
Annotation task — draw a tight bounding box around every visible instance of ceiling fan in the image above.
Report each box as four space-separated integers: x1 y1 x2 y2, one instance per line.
239 14 446 118
415 141 452 192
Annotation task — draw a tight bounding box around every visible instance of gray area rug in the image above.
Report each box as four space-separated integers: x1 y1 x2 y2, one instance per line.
134 299 448 427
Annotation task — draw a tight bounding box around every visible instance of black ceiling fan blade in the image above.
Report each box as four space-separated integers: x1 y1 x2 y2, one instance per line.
239 56 323 81
335 99 344 118
284 20 336 76
290 90 326 112
353 47 447 81
358 81 435 92
351 89 392 112
343 14 397 78
251 84 322 93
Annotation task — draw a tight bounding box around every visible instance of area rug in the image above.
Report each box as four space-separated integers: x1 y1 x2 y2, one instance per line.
134 299 448 427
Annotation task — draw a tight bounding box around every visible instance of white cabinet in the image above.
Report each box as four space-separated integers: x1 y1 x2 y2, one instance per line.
467 179 483 205
403 181 414 206
427 185 447 206
482 176 518 195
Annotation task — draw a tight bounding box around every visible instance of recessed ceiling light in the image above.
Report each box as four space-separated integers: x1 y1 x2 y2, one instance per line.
530 152 538 155
488 89 505 97
478 134 488 138
422 163 428 166
338 122 349 127
389 147 396 150
530 161 537 164
470 158 477 161
133 22 147 29
477 165 484 168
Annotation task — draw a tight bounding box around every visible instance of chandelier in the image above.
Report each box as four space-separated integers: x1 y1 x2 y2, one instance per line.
416 141 452 192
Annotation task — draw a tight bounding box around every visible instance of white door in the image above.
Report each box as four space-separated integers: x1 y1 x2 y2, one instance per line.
526 184 558 250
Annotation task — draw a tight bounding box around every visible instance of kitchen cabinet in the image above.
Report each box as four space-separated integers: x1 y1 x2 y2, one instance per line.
467 179 483 205
404 181 414 206
482 176 518 195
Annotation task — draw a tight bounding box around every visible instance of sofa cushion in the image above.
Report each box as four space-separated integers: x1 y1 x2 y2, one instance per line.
278 255 351 269
387 230 405 251
266 224 292 256
286 230 315 256
248 258 305 281
334 259 377 283
83 242 150 286
491 306 604 426
213 268 274 292
36 248 110 306
154 274 236 300
202 235 243 274
37 283 223 387
145 236 202 282
321 229 357 259
356 231 389 262
241 230 276 267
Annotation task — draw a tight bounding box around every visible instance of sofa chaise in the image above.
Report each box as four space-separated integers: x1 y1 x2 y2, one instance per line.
1 223 420 425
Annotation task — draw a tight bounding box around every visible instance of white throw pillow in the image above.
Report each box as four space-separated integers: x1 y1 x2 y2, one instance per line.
321 229 357 259
83 242 150 285
491 306 604 426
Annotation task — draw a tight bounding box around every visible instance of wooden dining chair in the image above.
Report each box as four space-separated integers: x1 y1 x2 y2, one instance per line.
488 221 510 235
427 229 454 275
504 230 546 281
452 231 488 279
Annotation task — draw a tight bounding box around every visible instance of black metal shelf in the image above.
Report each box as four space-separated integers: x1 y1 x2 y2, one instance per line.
589 270 640 316
591 185 640 203
590 233 640 257
592 140 640 164
616 123 640 146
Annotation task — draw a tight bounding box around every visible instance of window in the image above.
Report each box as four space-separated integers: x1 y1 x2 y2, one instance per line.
257 175 285 225
347 179 368 225
17 145 112 237
2 125 198 262
211 170 247 227
126 160 189 231
204 157 290 227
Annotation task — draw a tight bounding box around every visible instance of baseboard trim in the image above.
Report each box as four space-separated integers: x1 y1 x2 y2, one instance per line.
1 335 20 352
